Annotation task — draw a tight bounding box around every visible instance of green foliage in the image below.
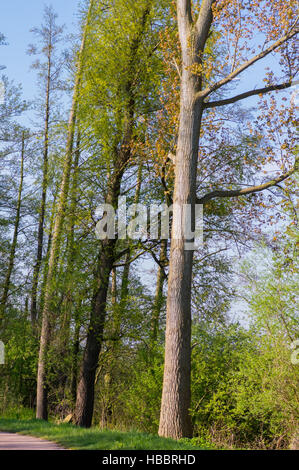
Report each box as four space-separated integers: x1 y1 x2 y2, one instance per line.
188 232 299 449
1 406 35 420
78 0 166 159
121 345 164 433
0 315 38 410
190 323 253 446
189 319 298 448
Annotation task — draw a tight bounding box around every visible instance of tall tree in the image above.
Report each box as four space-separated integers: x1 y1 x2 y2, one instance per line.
74 0 162 427
159 0 298 438
0 133 26 327
28 6 64 325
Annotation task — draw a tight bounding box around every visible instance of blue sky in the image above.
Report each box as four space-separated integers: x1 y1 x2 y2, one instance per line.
1 0 79 101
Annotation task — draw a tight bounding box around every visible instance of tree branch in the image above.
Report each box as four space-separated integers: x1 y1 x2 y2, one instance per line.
194 0 215 53
178 0 192 25
197 158 298 204
138 240 169 278
203 81 294 108
196 23 299 101
113 248 148 268
177 0 193 54
113 241 162 269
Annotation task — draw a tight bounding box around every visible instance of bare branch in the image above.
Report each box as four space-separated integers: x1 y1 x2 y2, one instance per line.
197 158 298 204
113 241 162 269
204 81 294 108
196 24 299 101
113 248 148 267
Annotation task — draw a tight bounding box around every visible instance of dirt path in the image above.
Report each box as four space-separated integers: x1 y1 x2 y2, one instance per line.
0 432 66 450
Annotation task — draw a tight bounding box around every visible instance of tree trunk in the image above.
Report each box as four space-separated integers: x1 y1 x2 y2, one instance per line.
38 191 56 315
73 145 129 426
30 49 51 326
99 164 143 428
58 133 81 399
111 268 117 305
60 131 81 347
74 237 117 427
120 162 143 308
100 267 117 429
158 73 203 438
158 0 214 439
74 96 137 427
71 307 81 404
151 239 167 342
0 133 25 328
36 1 93 420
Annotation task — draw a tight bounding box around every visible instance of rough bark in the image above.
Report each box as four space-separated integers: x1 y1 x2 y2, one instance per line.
158 0 213 439
158 76 203 439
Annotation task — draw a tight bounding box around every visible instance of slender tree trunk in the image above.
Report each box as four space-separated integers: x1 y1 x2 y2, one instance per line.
36 2 93 420
38 191 56 315
100 267 117 429
151 238 167 342
61 131 81 345
120 163 143 307
0 133 25 327
57 133 81 399
111 268 117 305
74 87 137 429
98 164 143 427
30 50 51 326
71 307 81 404
74 238 117 427
110 268 119 342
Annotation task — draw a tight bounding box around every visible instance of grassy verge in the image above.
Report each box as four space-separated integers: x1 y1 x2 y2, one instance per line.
0 418 210 450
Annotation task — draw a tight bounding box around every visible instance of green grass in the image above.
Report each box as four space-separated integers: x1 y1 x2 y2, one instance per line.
0 418 209 450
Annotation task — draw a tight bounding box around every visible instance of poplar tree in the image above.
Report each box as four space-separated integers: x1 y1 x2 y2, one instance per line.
0 133 26 328
28 6 64 325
